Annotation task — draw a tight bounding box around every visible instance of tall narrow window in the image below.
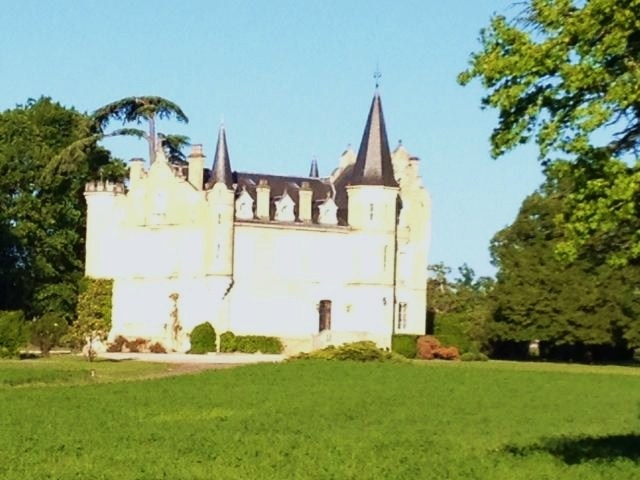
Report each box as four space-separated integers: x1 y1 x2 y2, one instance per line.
397 302 408 330
383 245 388 271
369 203 374 220
318 300 332 332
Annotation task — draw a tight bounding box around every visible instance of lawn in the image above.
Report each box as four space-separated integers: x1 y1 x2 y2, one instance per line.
0 357 638 479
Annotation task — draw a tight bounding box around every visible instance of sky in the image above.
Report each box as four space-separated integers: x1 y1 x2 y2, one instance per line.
1 0 543 279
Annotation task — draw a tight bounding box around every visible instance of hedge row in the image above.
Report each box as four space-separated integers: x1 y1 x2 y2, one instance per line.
220 331 283 354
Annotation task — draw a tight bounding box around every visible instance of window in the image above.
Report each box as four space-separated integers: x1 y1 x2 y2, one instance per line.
397 302 408 330
318 300 332 332
383 245 388 271
369 203 374 220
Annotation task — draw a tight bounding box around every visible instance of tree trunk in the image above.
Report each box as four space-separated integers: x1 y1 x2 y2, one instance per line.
148 115 156 164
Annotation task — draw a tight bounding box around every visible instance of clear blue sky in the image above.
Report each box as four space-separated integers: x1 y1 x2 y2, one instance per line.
1 0 543 279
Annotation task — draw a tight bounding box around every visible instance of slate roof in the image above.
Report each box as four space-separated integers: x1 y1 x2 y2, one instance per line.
206 125 234 189
350 90 398 187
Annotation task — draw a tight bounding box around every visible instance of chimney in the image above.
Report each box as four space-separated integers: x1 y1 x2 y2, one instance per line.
256 179 271 220
129 158 145 190
298 181 312 222
188 144 205 190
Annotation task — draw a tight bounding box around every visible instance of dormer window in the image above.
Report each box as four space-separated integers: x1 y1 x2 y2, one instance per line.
235 188 254 220
275 192 295 222
318 197 338 225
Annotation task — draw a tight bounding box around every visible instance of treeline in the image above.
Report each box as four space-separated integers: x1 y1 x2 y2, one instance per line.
431 164 640 363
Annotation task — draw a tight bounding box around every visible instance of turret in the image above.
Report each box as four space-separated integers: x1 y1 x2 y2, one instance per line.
347 89 399 233
84 180 126 278
205 125 235 277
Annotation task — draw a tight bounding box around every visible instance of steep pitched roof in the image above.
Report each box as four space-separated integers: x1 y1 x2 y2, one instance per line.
350 90 398 187
309 158 319 178
207 125 234 189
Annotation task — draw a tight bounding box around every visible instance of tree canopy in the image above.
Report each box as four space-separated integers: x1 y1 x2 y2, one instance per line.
0 97 120 319
93 96 189 164
459 0 640 264
489 168 640 360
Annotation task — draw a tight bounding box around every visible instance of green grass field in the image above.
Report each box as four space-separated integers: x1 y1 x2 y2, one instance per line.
0 357 638 479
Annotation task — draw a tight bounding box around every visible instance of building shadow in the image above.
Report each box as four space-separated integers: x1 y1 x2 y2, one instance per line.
505 433 640 464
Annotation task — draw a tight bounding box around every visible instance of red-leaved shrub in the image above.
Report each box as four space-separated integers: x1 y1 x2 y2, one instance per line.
417 336 459 360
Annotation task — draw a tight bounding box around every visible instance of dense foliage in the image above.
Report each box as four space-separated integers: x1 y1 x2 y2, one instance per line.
427 263 494 354
219 331 284 354
391 334 419 358
188 322 217 354
0 311 28 358
67 278 113 359
489 168 640 361
30 312 68 356
460 0 640 264
292 341 407 362
0 98 123 321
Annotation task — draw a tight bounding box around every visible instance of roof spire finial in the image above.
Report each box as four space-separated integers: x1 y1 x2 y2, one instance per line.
373 63 382 89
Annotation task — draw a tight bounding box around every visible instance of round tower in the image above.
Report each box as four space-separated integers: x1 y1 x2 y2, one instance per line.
84 180 125 278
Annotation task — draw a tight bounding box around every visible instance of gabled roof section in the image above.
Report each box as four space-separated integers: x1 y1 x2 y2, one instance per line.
207 125 234 189
350 90 398 187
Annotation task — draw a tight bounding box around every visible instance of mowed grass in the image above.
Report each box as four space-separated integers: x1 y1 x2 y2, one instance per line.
0 358 638 479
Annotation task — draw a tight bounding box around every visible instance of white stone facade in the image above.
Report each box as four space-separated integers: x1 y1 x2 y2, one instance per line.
84 93 431 353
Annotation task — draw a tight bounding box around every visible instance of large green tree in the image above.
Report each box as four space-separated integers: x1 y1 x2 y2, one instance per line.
489 168 640 360
0 97 119 319
459 0 640 264
92 96 189 164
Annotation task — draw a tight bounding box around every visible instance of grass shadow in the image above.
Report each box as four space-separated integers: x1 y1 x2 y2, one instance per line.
505 434 640 464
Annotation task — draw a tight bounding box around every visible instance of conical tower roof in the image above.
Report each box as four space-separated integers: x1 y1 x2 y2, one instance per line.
207 125 233 189
350 90 397 187
309 157 319 178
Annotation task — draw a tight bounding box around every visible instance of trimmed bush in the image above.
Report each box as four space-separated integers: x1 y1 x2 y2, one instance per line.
392 334 418 358
234 335 283 354
31 313 68 356
0 310 28 358
189 322 216 354
433 312 473 354
292 341 408 363
219 331 236 353
460 352 489 362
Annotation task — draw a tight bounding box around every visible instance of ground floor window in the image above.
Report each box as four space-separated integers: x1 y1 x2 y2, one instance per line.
397 302 407 330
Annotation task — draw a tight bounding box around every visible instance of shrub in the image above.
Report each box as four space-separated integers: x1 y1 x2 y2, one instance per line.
417 336 459 361
126 338 148 353
107 336 167 354
31 313 68 356
107 335 127 353
149 342 167 354
219 331 236 352
392 334 418 358
460 352 489 362
0 310 28 358
292 341 408 363
189 322 216 354
434 312 474 353
69 278 113 360
234 335 284 354
433 346 460 360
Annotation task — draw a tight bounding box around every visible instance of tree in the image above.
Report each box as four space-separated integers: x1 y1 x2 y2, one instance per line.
0 97 120 319
427 263 494 353
459 0 640 264
93 96 189 164
489 169 640 360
